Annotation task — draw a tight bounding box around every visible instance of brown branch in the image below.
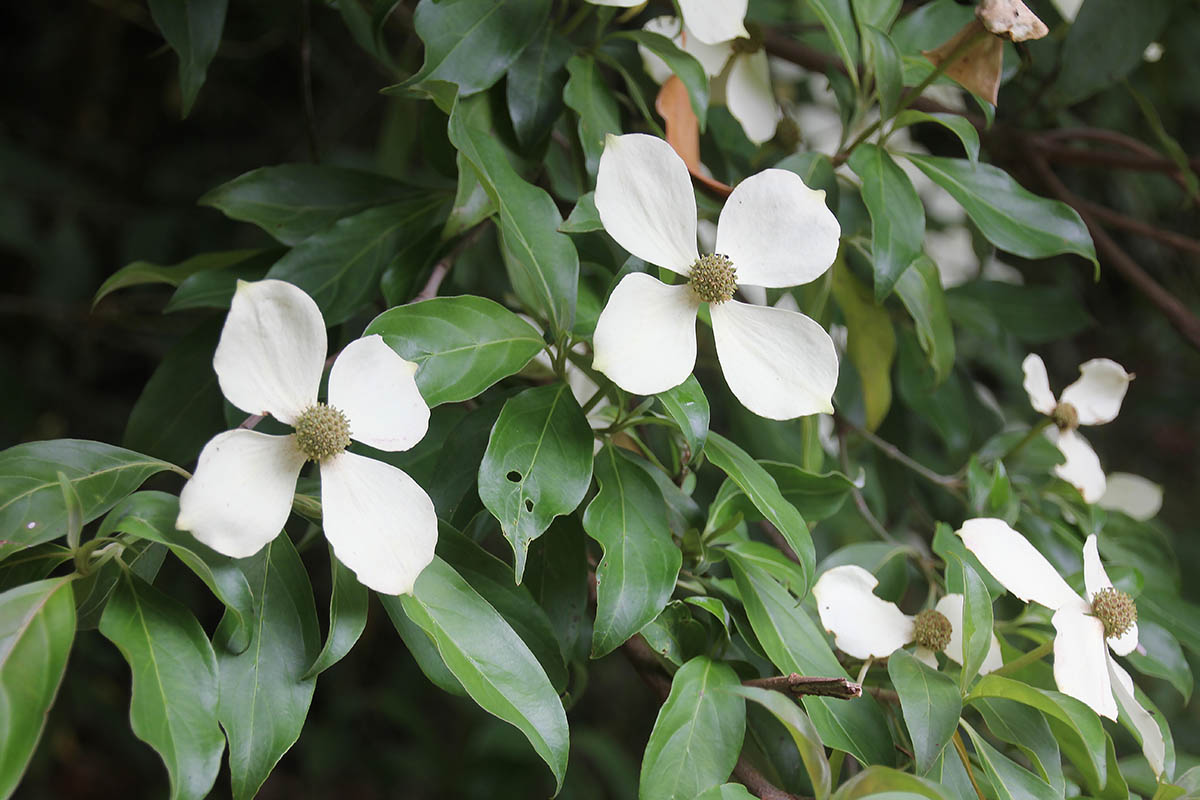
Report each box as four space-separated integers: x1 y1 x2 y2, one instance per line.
865 686 900 703
734 756 808 800
1075 200 1200 259
836 414 964 493
759 521 803 565
744 673 862 699
1030 141 1188 174
413 221 490 303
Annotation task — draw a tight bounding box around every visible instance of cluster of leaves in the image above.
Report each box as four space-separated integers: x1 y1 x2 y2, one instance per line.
2 0 1198 799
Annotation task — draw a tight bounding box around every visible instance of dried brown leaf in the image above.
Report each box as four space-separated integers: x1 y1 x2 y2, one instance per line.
655 75 733 197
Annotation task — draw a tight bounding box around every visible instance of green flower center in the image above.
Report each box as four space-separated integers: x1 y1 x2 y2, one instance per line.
294 403 351 462
689 253 738 304
913 608 953 652
1091 587 1137 639
1053 402 1079 431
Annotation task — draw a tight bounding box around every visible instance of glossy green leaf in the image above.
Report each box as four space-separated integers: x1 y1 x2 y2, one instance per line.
966 674 1107 789
364 295 545 407
147 0 227 116
583 446 681 657
0 577 75 800
506 23 572 147
443 153 495 241
301 548 368 680
448 94 579 333
853 0 903 31
848 144 924 300
99 492 255 652
524 516 589 664
806 0 860 82
380 596 466 697
947 281 1093 344
705 432 814 592
974 698 1065 795
656 376 709 465
1056 0 1171 105
888 649 961 773
831 766 954 799
99 572 224 800
726 552 894 766
216 535 320 800
726 685 831 800
478 383 594 582
200 164 415 245
396 557 569 791
123 322 225 467
564 55 622 178
402 0 550 96
894 256 954 384
957 558 994 689
163 253 277 313
0 440 181 560
963 721 1059 800
863 26 902 120
693 785 756 800
266 195 449 326
93 249 266 308
711 462 859 527
904 154 1098 269
561 191 603 234
892 111 980 165
613 30 710 130
832 263 896 429
73 539 166 631
639 656 745 800
1125 619 1193 702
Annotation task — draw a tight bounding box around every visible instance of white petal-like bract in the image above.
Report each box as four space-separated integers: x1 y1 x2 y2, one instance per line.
329 335 429 453
812 565 914 659
935 593 1003 674
956 518 1083 612
595 134 700 273
213 279 327 425
1108 657 1166 777
711 300 838 420
724 50 782 144
177 429 307 558
1052 606 1118 719
1021 353 1057 416
592 273 700 395
1051 428 1107 503
715 169 840 288
1059 358 1131 426
1081 534 1111 601
320 451 437 595
1098 473 1163 520
678 0 749 43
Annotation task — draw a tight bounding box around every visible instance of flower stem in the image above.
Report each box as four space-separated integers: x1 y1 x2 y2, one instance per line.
1000 417 1055 462
991 639 1054 677
952 730 987 800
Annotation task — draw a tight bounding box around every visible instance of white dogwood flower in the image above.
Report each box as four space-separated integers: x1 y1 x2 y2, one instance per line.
958 518 1164 776
585 0 749 45
176 279 437 595
813 564 1003 672
1022 353 1133 502
591 133 840 420
1097 472 1163 521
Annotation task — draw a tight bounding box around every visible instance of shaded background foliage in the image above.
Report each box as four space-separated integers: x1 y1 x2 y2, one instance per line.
3 0 1200 796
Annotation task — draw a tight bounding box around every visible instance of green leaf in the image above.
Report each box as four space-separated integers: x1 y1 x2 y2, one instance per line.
709 462 859 531
443 153 495 241
853 0 903 31
963 721 1059 800
805 0 861 84
147 0 227 116
904 154 1098 269
99 572 224 800
199 164 414 246
863 26 902 121
693 785 757 800
561 191 604 234
478 383 594 582
74 539 166 631
947 281 1093 344
966 674 1107 790
832 263 896 429
380 597 466 697
99 492 256 653
887 649 961 774
613 31 710 130
392 557 569 791
957 558 994 689
124 322 225 467
302 549 368 680
726 552 894 766
163 253 278 314
725 685 832 800
705 432 814 593
401 0 551 96
448 94 579 333
0 577 76 800
1056 0 1171 105
973 698 1064 795
216 535 320 800
639 656 745 800
266 195 449 326
364 295 545 407
656 376 709 465
775 152 840 209
848 144 924 300
1125 619 1193 702
93 249 266 308
506 23 572 147
564 55 622 179
892 111 980 165
582 446 681 657
894 256 955 384
524 516 589 664
0 440 181 561
832 766 955 799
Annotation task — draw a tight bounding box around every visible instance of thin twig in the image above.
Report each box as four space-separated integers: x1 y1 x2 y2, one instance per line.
733 756 808 800
413 221 490 303
953 731 987 800
743 674 863 699
838 414 964 492
838 435 898 543
864 686 900 703
1075 200 1200 258
759 521 803 565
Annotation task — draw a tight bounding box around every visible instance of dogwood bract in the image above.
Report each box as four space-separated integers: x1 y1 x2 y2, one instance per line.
957 517 1164 776
1022 353 1132 502
591 133 840 420
176 279 437 595
586 0 749 44
813 564 1002 672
